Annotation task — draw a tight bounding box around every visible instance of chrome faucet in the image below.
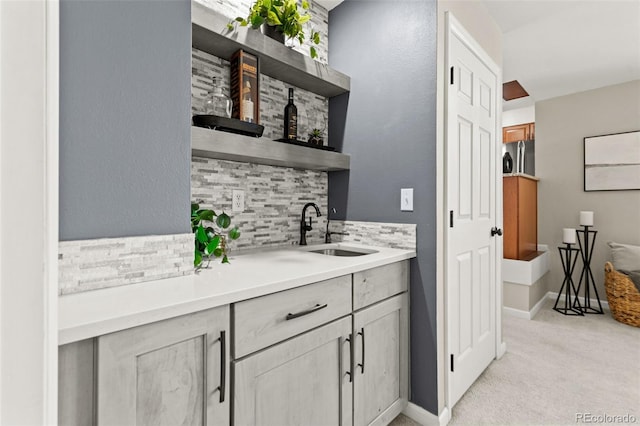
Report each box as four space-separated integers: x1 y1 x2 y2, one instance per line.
300 202 321 245
325 207 349 243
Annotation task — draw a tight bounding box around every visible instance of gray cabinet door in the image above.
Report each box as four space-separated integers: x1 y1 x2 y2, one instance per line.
96 306 230 426
59 339 95 426
234 316 353 426
353 294 408 426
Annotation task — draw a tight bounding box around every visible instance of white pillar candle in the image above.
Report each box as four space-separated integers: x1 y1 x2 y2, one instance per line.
563 228 576 244
579 211 594 226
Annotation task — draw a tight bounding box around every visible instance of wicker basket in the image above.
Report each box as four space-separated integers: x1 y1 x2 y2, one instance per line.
604 262 640 327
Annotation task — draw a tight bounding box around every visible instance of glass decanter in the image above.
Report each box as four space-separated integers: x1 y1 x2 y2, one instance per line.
204 77 232 118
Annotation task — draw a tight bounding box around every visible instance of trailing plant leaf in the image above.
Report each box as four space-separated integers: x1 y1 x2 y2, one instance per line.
202 209 217 219
216 212 231 229
192 202 241 268
206 236 220 255
196 225 208 244
228 226 241 240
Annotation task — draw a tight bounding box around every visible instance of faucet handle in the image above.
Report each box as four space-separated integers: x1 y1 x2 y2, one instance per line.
305 216 313 231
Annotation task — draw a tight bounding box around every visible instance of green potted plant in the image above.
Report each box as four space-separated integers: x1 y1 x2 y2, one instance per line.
307 128 324 145
191 202 241 269
229 0 321 59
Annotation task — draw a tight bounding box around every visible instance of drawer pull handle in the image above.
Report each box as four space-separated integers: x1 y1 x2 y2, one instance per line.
357 328 365 374
345 334 353 383
217 330 226 403
285 303 328 320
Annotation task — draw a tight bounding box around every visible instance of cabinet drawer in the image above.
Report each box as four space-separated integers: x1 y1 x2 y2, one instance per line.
353 261 409 310
234 275 352 358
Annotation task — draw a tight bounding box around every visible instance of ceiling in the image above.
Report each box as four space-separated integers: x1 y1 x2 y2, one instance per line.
482 0 640 111
318 1 640 111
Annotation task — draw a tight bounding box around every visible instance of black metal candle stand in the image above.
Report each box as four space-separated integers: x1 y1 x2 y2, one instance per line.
553 243 584 316
574 226 604 314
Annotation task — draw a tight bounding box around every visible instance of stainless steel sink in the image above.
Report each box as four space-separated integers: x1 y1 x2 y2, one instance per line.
308 248 367 256
305 246 378 257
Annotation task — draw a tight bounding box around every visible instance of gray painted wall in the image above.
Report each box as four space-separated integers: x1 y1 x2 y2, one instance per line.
328 0 438 413
536 80 640 299
59 0 191 240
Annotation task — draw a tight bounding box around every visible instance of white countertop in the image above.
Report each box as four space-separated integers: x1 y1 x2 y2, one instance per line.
59 243 416 345
503 172 539 181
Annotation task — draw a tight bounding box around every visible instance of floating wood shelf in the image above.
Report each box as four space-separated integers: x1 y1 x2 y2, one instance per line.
191 126 350 171
191 1 350 98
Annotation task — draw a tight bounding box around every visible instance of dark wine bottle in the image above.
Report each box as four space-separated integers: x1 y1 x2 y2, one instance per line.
284 88 297 141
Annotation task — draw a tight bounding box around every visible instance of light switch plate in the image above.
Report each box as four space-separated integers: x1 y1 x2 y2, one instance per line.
401 188 413 211
232 190 245 212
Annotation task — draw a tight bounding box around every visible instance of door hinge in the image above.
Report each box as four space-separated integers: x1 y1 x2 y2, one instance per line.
450 66 454 85
449 210 454 228
450 354 454 372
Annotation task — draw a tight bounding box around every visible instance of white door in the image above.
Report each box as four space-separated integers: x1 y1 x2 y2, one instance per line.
445 14 499 407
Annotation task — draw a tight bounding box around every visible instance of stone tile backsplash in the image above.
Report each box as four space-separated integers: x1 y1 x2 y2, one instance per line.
193 0 329 64
192 48 329 142
192 157 329 250
59 233 194 295
329 220 417 251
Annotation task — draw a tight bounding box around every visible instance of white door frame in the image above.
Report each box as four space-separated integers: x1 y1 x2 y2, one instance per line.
0 1 59 424
441 11 505 419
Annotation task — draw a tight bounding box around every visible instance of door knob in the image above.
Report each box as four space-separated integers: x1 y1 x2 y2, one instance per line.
491 227 503 237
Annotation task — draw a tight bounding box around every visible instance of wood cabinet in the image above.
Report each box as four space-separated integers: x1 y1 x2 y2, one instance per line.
59 306 230 426
59 261 409 426
234 317 353 426
503 175 538 260
233 260 409 426
59 339 95 426
353 262 408 310
233 274 352 358
353 294 408 426
503 122 535 143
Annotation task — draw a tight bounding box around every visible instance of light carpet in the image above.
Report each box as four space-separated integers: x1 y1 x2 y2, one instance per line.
449 299 640 425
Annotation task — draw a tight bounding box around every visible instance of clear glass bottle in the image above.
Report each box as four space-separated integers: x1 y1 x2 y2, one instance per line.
204 77 232 118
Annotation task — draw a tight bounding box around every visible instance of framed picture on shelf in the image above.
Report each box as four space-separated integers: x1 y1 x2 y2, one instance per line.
584 130 640 191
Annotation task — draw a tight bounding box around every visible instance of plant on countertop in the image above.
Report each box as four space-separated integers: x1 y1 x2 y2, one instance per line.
191 202 241 269
228 0 321 59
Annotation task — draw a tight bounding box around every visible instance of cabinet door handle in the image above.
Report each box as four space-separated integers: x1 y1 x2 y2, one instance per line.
285 303 328 320
345 334 353 383
357 328 365 374
217 330 226 403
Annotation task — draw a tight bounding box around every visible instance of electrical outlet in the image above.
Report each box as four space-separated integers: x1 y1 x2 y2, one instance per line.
232 190 245 212
401 188 413 211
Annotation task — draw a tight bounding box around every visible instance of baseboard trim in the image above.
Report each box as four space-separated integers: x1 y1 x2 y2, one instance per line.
529 293 548 318
403 403 450 426
547 291 609 311
497 341 507 359
503 290 558 321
